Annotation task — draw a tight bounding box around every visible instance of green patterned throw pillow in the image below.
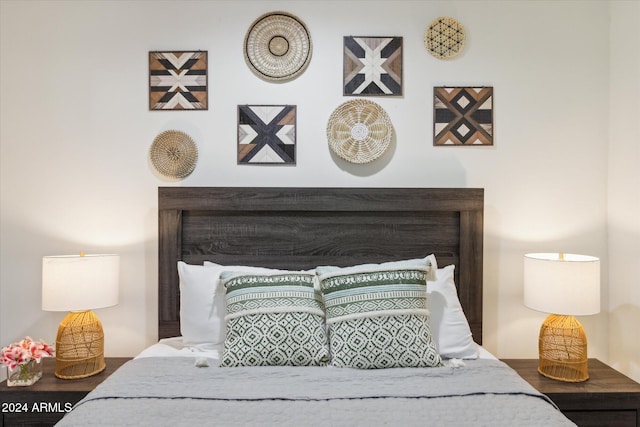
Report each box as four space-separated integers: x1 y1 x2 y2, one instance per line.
318 257 443 369
220 272 330 367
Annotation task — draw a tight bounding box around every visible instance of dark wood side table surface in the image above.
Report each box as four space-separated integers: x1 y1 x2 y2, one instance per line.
0 357 130 427
502 358 640 427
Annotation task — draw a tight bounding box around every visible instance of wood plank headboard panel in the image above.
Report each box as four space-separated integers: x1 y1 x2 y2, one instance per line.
158 187 484 343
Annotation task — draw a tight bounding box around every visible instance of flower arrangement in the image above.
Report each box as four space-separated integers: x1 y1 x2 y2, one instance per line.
1 337 54 386
1 336 54 369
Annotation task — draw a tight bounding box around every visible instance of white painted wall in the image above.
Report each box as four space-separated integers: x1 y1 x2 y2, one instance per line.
608 0 640 382
1 0 632 378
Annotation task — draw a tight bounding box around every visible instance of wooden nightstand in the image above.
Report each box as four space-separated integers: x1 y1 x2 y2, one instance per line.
503 358 640 427
0 357 130 427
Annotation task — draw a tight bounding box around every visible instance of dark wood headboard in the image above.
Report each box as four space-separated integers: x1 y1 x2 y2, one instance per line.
158 187 484 344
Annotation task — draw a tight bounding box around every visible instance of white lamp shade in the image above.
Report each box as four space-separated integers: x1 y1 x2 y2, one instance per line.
42 254 119 311
524 253 600 316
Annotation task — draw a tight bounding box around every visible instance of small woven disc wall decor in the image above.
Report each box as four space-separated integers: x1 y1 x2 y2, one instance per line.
149 130 198 179
326 99 393 164
244 11 312 82
425 16 465 60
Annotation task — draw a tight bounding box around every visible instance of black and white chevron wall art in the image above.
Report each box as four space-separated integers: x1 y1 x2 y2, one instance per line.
238 105 297 164
343 36 403 96
149 51 208 110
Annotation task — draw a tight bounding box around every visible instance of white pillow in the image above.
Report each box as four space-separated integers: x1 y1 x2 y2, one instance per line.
427 264 479 359
178 261 275 345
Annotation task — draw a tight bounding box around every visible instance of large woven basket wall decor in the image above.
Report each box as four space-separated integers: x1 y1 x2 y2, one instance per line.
149 130 198 179
326 99 394 164
244 11 312 82
425 16 466 60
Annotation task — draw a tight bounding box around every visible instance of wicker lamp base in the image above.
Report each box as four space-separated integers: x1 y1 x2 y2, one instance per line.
54 310 106 379
537 314 589 382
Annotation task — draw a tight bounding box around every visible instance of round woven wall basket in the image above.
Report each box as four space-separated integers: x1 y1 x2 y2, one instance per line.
244 11 312 82
326 99 394 164
149 130 198 179
425 16 465 60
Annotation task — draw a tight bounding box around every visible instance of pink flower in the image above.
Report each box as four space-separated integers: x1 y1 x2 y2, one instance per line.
1 337 54 369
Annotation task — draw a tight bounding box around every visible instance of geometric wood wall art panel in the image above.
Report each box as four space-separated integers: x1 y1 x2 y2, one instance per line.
434 87 493 146
238 105 296 164
344 36 402 96
149 51 208 110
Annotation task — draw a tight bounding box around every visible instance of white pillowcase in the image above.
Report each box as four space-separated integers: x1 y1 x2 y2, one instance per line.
178 261 275 345
427 264 479 359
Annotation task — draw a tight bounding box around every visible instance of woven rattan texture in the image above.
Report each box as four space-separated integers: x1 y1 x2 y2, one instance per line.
326 99 393 164
55 311 106 379
150 130 198 179
538 314 589 382
244 11 312 82
425 16 465 60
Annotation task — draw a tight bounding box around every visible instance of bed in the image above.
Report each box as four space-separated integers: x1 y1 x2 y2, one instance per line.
56 187 576 426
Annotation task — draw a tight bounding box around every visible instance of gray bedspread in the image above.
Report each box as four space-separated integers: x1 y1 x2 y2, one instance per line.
56 357 576 426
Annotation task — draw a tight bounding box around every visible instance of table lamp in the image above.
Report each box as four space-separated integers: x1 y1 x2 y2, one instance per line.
523 253 600 382
42 253 119 379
